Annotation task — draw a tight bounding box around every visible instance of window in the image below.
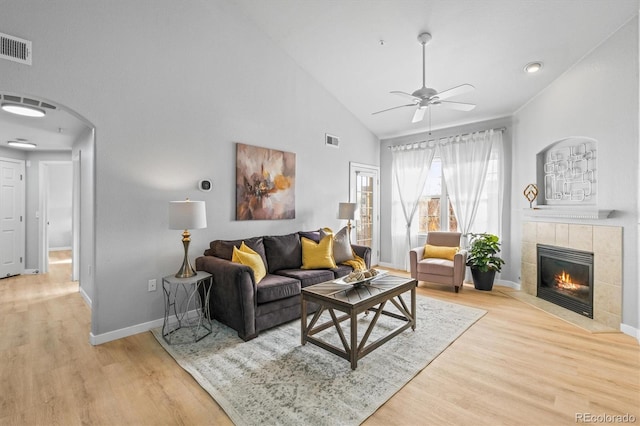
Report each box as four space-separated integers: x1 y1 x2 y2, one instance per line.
417 157 457 233
416 146 500 236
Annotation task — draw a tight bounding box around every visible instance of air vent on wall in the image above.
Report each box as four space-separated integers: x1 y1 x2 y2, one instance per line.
0 32 32 65
325 133 340 148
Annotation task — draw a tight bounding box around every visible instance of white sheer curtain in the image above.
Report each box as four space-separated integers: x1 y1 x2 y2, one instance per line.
391 142 436 270
439 129 502 247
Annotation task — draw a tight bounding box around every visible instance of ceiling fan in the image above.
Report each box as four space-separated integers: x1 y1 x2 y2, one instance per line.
373 32 476 123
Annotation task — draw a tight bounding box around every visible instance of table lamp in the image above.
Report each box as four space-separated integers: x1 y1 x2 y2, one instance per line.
338 202 357 243
169 199 207 278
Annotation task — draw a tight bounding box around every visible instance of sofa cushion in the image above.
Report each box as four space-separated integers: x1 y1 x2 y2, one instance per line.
255 274 301 304
417 258 455 276
301 235 337 269
331 264 353 278
276 269 335 288
264 233 302 273
206 236 268 269
232 243 267 283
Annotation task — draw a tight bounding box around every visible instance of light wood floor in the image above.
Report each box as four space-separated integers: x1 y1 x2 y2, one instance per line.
1 253 638 425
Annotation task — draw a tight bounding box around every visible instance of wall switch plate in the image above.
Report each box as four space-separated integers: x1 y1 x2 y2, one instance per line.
148 279 157 292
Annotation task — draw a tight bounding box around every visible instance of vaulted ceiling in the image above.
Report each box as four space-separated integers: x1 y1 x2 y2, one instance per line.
234 0 639 139
1 0 638 152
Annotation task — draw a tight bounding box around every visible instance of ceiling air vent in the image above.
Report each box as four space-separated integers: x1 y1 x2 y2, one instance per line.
0 94 57 110
0 32 32 65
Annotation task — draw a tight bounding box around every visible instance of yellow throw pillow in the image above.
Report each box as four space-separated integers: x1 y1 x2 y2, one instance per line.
301 235 337 269
232 242 267 283
423 244 459 261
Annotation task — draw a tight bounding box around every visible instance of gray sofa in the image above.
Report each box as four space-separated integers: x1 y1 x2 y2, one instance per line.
195 230 371 341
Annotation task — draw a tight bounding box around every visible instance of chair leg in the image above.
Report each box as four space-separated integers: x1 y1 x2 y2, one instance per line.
454 286 459 293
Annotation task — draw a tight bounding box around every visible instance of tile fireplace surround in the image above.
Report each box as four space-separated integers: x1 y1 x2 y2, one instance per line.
521 222 622 329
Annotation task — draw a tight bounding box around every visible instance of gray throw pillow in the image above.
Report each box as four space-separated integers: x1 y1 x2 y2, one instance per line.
321 227 354 264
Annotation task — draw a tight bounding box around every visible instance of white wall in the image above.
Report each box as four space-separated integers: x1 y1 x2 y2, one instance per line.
511 17 639 329
46 162 73 249
0 0 379 340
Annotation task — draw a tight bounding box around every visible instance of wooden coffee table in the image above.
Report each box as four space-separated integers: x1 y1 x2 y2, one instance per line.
301 274 417 369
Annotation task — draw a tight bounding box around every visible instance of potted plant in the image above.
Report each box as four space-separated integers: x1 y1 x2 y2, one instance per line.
465 233 505 291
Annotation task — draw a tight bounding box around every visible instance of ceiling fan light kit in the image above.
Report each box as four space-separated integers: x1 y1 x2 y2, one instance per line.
372 32 476 123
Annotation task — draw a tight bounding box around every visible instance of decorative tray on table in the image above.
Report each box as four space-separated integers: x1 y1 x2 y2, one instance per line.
334 269 388 287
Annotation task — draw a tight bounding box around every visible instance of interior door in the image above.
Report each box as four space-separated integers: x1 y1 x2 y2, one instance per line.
350 162 380 266
0 158 25 278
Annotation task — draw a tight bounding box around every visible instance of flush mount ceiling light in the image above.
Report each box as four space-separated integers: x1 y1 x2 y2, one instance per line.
524 61 543 73
1 102 46 117
8 140 37 149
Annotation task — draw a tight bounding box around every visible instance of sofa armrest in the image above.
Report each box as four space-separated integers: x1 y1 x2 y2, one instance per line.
409 246 424 278
351 244 372 268
195 255 258 340
453 249 468 286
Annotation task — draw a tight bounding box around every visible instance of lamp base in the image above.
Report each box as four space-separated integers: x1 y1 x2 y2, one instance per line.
175 258 197 278
175 230 197 278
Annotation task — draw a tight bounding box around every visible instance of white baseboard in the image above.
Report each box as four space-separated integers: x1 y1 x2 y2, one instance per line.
496 279 520 290
49 246 72 252
79 286 92 308
377 261 406 271
23 269 39 274
89 310 202 345
620 323 640 341
90 317 165 345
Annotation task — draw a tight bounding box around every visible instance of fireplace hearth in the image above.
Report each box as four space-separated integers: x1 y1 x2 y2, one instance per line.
537 244 593 318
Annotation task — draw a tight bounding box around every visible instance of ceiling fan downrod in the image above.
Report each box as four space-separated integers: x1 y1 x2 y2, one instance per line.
418 32 431 89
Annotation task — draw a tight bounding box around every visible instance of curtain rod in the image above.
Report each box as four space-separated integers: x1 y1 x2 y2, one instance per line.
387 126 506 150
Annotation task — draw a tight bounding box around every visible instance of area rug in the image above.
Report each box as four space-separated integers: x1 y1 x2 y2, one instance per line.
151 295 486 426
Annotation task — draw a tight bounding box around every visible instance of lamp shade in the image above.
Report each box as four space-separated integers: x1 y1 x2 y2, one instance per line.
338 202 356 220
169 200 207 230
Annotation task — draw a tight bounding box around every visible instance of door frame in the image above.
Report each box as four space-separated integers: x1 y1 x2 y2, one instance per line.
349 162 380 266
0 157 26 277
38 160 73 274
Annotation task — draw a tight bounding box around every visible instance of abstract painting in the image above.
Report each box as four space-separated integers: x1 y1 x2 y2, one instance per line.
236 143 296 220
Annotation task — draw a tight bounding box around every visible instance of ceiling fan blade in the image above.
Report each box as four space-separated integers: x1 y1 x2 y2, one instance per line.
440 100 476 111
372 103 416 115
390 91 421 102
436 84 475 100
412 107 426 123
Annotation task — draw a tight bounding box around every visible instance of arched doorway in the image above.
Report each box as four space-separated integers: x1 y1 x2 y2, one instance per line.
0 91 96 308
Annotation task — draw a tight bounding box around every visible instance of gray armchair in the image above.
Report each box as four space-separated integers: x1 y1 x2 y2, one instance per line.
409 231 467 293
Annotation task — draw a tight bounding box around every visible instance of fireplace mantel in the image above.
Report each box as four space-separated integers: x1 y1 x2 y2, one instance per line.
523 207 613 220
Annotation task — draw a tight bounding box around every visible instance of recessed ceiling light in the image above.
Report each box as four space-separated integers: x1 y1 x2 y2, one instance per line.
524 62 543 73
8 140 37 149
1 102 46 117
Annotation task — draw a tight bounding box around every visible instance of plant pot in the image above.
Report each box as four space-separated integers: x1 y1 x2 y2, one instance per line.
471 268 496 291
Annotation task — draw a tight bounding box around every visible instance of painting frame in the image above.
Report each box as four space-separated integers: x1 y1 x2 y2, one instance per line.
235 142 296 221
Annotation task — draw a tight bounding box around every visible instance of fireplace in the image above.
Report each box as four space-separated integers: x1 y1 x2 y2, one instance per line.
537 244 593 318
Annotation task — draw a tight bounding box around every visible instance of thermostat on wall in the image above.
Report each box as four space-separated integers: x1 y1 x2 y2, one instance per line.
198 179 212 192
